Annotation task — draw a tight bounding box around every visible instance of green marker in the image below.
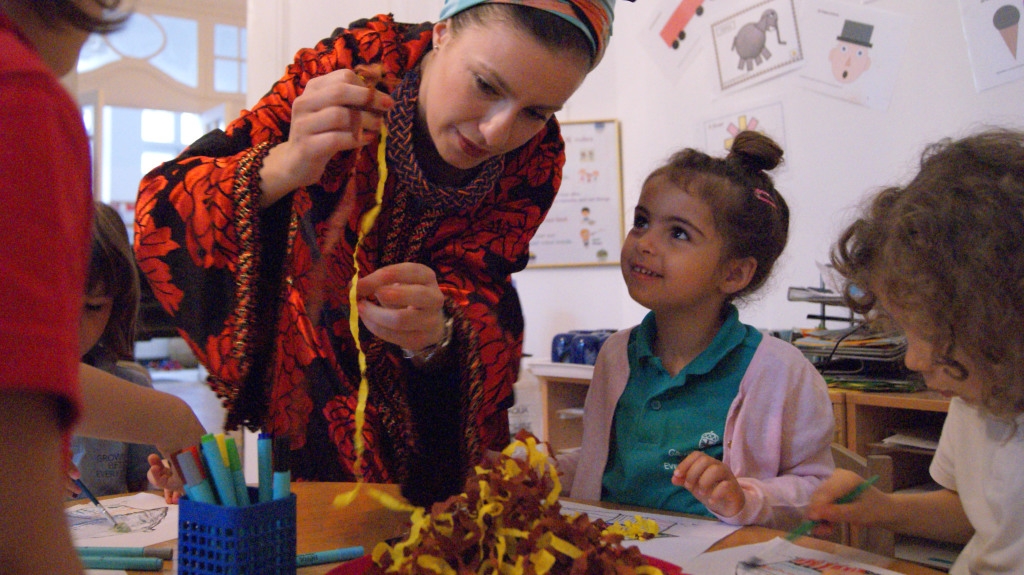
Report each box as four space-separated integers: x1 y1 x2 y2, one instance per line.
787 474 880 541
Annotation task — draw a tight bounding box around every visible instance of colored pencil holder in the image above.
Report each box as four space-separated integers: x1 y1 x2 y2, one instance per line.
178 487 296 575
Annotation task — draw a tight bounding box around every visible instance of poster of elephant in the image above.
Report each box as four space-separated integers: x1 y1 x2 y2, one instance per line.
710 0 804 92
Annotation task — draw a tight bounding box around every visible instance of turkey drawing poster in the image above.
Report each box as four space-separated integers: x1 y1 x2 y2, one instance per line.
710 0 804 92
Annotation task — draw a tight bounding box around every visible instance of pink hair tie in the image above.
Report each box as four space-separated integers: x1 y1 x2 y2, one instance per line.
754 188 776 208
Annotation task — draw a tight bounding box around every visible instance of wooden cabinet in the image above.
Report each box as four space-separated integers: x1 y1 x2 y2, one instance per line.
842 390 949 455
530 362 593 454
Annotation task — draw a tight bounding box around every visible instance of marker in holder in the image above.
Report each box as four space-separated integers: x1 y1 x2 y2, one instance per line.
178 487 296 575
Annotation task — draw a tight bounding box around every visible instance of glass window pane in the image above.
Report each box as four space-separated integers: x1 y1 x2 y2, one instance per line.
180 113 203 145
141 152 175 177
241 28 247 57
241 61 247 93
141 109 176 143
214 59 240 93
77 34 120 73
106 13 164 59
150 15 198 88
214 24 239 58
81 106 95 136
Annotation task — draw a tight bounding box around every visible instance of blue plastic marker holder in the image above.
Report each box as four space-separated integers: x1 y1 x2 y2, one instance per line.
178 487 296 575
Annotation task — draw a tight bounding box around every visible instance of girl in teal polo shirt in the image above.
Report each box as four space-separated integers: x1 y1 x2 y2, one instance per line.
562 131 835 528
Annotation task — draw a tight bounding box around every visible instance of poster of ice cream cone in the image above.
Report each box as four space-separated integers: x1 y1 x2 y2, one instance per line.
958 0 1024 91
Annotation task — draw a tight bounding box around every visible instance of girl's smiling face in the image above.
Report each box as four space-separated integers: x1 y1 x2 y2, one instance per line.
620 177 752 316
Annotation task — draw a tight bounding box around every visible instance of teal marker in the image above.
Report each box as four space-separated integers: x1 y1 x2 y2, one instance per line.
272 435 291 500
258 433 273 503
77 546 173 560
79 555 163 571
225 437 250 505
296 546 365 567
201 436 238 506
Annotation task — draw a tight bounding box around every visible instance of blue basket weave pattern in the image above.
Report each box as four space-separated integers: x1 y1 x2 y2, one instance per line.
178 487 296 575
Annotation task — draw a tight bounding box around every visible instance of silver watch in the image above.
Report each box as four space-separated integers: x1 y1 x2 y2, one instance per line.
401 313 454 364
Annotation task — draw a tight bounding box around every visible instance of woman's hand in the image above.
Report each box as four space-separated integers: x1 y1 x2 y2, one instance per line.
671 451 745 517
259 68 394 207
355 263 448 352
805 469 889 537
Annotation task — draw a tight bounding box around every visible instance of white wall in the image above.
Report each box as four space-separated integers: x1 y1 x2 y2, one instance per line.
249 0 1024 361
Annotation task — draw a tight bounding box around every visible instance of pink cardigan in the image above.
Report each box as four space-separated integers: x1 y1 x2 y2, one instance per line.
562 329 835 528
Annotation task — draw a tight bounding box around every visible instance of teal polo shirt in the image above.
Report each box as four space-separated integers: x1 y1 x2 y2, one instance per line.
601 304 762 516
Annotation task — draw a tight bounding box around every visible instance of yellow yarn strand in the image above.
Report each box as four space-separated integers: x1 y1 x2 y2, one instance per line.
348 124 388 480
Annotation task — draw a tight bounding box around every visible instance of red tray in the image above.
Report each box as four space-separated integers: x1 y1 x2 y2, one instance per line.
326 553 684 575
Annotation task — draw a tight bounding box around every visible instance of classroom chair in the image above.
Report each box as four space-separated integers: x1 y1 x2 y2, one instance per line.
830 443 896 557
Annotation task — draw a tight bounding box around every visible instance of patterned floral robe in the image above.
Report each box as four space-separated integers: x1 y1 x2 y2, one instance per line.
134 15 565 504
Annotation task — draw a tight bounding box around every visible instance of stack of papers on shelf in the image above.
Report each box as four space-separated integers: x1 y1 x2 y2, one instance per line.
793 326 906 361
881 426 942 451
825 376 925 393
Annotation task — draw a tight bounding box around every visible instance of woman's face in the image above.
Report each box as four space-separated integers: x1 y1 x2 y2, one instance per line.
418 18 590 170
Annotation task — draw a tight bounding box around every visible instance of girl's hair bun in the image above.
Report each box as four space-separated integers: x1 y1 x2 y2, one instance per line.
728 130 784 173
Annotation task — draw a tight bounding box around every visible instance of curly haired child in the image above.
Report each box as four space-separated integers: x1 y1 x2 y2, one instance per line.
561 131 835 528
808 129 1024 574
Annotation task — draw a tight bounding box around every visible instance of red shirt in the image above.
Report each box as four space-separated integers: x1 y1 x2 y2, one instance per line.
0 11 92 428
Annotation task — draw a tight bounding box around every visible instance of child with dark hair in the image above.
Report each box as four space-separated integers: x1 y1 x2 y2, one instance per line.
808 129 1024 574
68 203 157 498
562 131 834 528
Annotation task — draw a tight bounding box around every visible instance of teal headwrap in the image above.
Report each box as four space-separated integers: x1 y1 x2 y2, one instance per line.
437 0 617 64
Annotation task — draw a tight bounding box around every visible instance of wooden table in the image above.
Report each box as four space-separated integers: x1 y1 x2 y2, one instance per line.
117 483 944 574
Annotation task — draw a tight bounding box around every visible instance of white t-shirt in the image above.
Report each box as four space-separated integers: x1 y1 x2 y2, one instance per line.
930 397 1024 574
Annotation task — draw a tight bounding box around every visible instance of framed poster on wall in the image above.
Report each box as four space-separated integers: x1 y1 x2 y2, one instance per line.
527 120 623 268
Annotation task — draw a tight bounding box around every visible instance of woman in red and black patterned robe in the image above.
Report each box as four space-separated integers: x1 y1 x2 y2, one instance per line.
135 1 619 505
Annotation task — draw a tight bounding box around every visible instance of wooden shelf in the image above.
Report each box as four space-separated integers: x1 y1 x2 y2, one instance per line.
528 362 593 453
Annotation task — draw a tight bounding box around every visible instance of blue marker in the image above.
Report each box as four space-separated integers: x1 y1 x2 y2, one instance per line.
201 436 238 506
272 435 291 500
296 546 365 567
258 433 274 503
79 555 163 571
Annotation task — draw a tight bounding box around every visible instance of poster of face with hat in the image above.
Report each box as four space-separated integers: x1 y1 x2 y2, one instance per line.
797 0 909 110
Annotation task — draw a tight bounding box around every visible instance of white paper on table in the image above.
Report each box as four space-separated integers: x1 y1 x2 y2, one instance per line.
69 492 178 548
681 537 905 574
559 500 740 566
